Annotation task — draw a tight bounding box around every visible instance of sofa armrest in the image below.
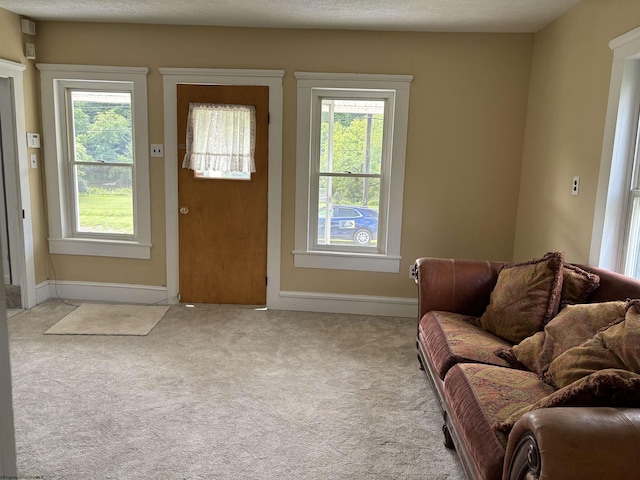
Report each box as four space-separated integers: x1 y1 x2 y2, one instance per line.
414 257 502 319
504 407 640 480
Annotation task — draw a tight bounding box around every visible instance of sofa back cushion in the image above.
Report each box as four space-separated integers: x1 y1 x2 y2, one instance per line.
581 265 640 303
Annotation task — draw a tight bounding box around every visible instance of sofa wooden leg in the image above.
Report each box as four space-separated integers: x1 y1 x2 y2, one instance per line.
442 424 455 450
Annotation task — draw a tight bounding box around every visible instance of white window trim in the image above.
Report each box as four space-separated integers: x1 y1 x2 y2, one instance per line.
591 27 640 271
37 64 151 259
293 72 412 273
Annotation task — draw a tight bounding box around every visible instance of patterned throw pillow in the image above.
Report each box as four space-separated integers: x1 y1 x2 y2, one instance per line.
508 301 626 374
479 252 564 344
546 300 640 388
560 263 600 305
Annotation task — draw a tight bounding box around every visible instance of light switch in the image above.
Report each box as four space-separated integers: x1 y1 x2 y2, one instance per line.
30 154 37 169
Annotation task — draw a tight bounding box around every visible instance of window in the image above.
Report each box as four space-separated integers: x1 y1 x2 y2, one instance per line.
183 103 256 180
592 27 640 275
69 90 134 235
38 65 151 259
294 72 412 272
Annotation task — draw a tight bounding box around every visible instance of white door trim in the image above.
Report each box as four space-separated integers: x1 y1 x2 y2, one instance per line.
0 79 14 285
0 59 36 309
160 68 284 307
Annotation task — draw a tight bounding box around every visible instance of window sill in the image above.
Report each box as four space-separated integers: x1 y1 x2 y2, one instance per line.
48 237 151 259
293 250 401 273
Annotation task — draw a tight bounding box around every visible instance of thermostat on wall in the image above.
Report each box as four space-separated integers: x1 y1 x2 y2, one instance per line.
27 133 40 148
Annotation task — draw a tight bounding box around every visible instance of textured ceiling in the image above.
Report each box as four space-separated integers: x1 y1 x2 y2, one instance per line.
0 0 582 33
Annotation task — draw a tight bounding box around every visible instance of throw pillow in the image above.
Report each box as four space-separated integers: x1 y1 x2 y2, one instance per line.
543 335 625 388
479 251 564 344
600 300 640 372
494 368 640 434
506 301 626 374
545 300 640 388
560 263 600 305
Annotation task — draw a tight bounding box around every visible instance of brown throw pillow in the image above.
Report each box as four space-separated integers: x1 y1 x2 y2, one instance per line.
600 300 640 372
479 252 564 343
509 301 626 374
544 336 626 388
545 300 640 388
560 263 600 305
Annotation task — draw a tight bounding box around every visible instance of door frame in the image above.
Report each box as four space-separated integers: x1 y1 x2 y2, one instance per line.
0 59 36 309
161 68 284 307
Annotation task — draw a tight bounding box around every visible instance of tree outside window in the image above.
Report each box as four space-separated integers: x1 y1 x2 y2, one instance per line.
69 90 134 235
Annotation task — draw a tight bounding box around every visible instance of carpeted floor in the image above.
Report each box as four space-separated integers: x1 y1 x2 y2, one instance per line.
8 300 465 480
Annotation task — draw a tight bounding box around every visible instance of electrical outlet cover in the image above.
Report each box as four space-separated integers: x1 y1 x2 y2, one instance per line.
150 144 164 157
409 264 416 279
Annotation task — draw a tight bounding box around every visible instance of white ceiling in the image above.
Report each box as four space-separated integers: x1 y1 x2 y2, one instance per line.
0 0 582 33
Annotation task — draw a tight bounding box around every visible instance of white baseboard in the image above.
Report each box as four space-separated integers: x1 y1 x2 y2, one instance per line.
36 280 170 305
34 281 417 317
35 281 51 305
275 291 418 318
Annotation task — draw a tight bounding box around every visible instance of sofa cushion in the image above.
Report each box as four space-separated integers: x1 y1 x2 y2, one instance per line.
479 251 564 343
495 369 640 433
500 301 626 374
561 263 600 305
418 311 512 380
546 300 640 388
443 364 555 480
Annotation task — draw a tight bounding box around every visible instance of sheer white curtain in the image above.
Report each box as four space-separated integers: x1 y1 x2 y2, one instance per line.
183 103 256 174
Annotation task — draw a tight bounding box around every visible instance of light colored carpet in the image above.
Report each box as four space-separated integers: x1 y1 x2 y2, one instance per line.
44 303 170 336
9 300 465 480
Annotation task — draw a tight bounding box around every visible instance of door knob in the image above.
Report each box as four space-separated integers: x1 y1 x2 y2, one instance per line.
179 206 190 215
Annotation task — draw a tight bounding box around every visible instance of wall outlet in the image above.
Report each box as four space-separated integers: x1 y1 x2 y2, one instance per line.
409 264 417 279
151 144 164 157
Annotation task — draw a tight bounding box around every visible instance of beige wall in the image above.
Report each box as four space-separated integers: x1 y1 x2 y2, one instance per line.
28 22 533 299
0 8 23 63
0 8 48 285
514 0 640 264
7 0 640 300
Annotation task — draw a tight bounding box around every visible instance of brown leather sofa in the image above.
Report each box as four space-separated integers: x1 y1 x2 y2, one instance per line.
414 257 640 480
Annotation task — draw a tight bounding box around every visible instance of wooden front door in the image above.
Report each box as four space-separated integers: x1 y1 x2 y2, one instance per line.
177 84 269 304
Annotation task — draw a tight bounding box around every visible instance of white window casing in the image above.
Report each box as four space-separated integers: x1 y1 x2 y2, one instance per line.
591 27 640 274
293 72 412 273
37 64 151 259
